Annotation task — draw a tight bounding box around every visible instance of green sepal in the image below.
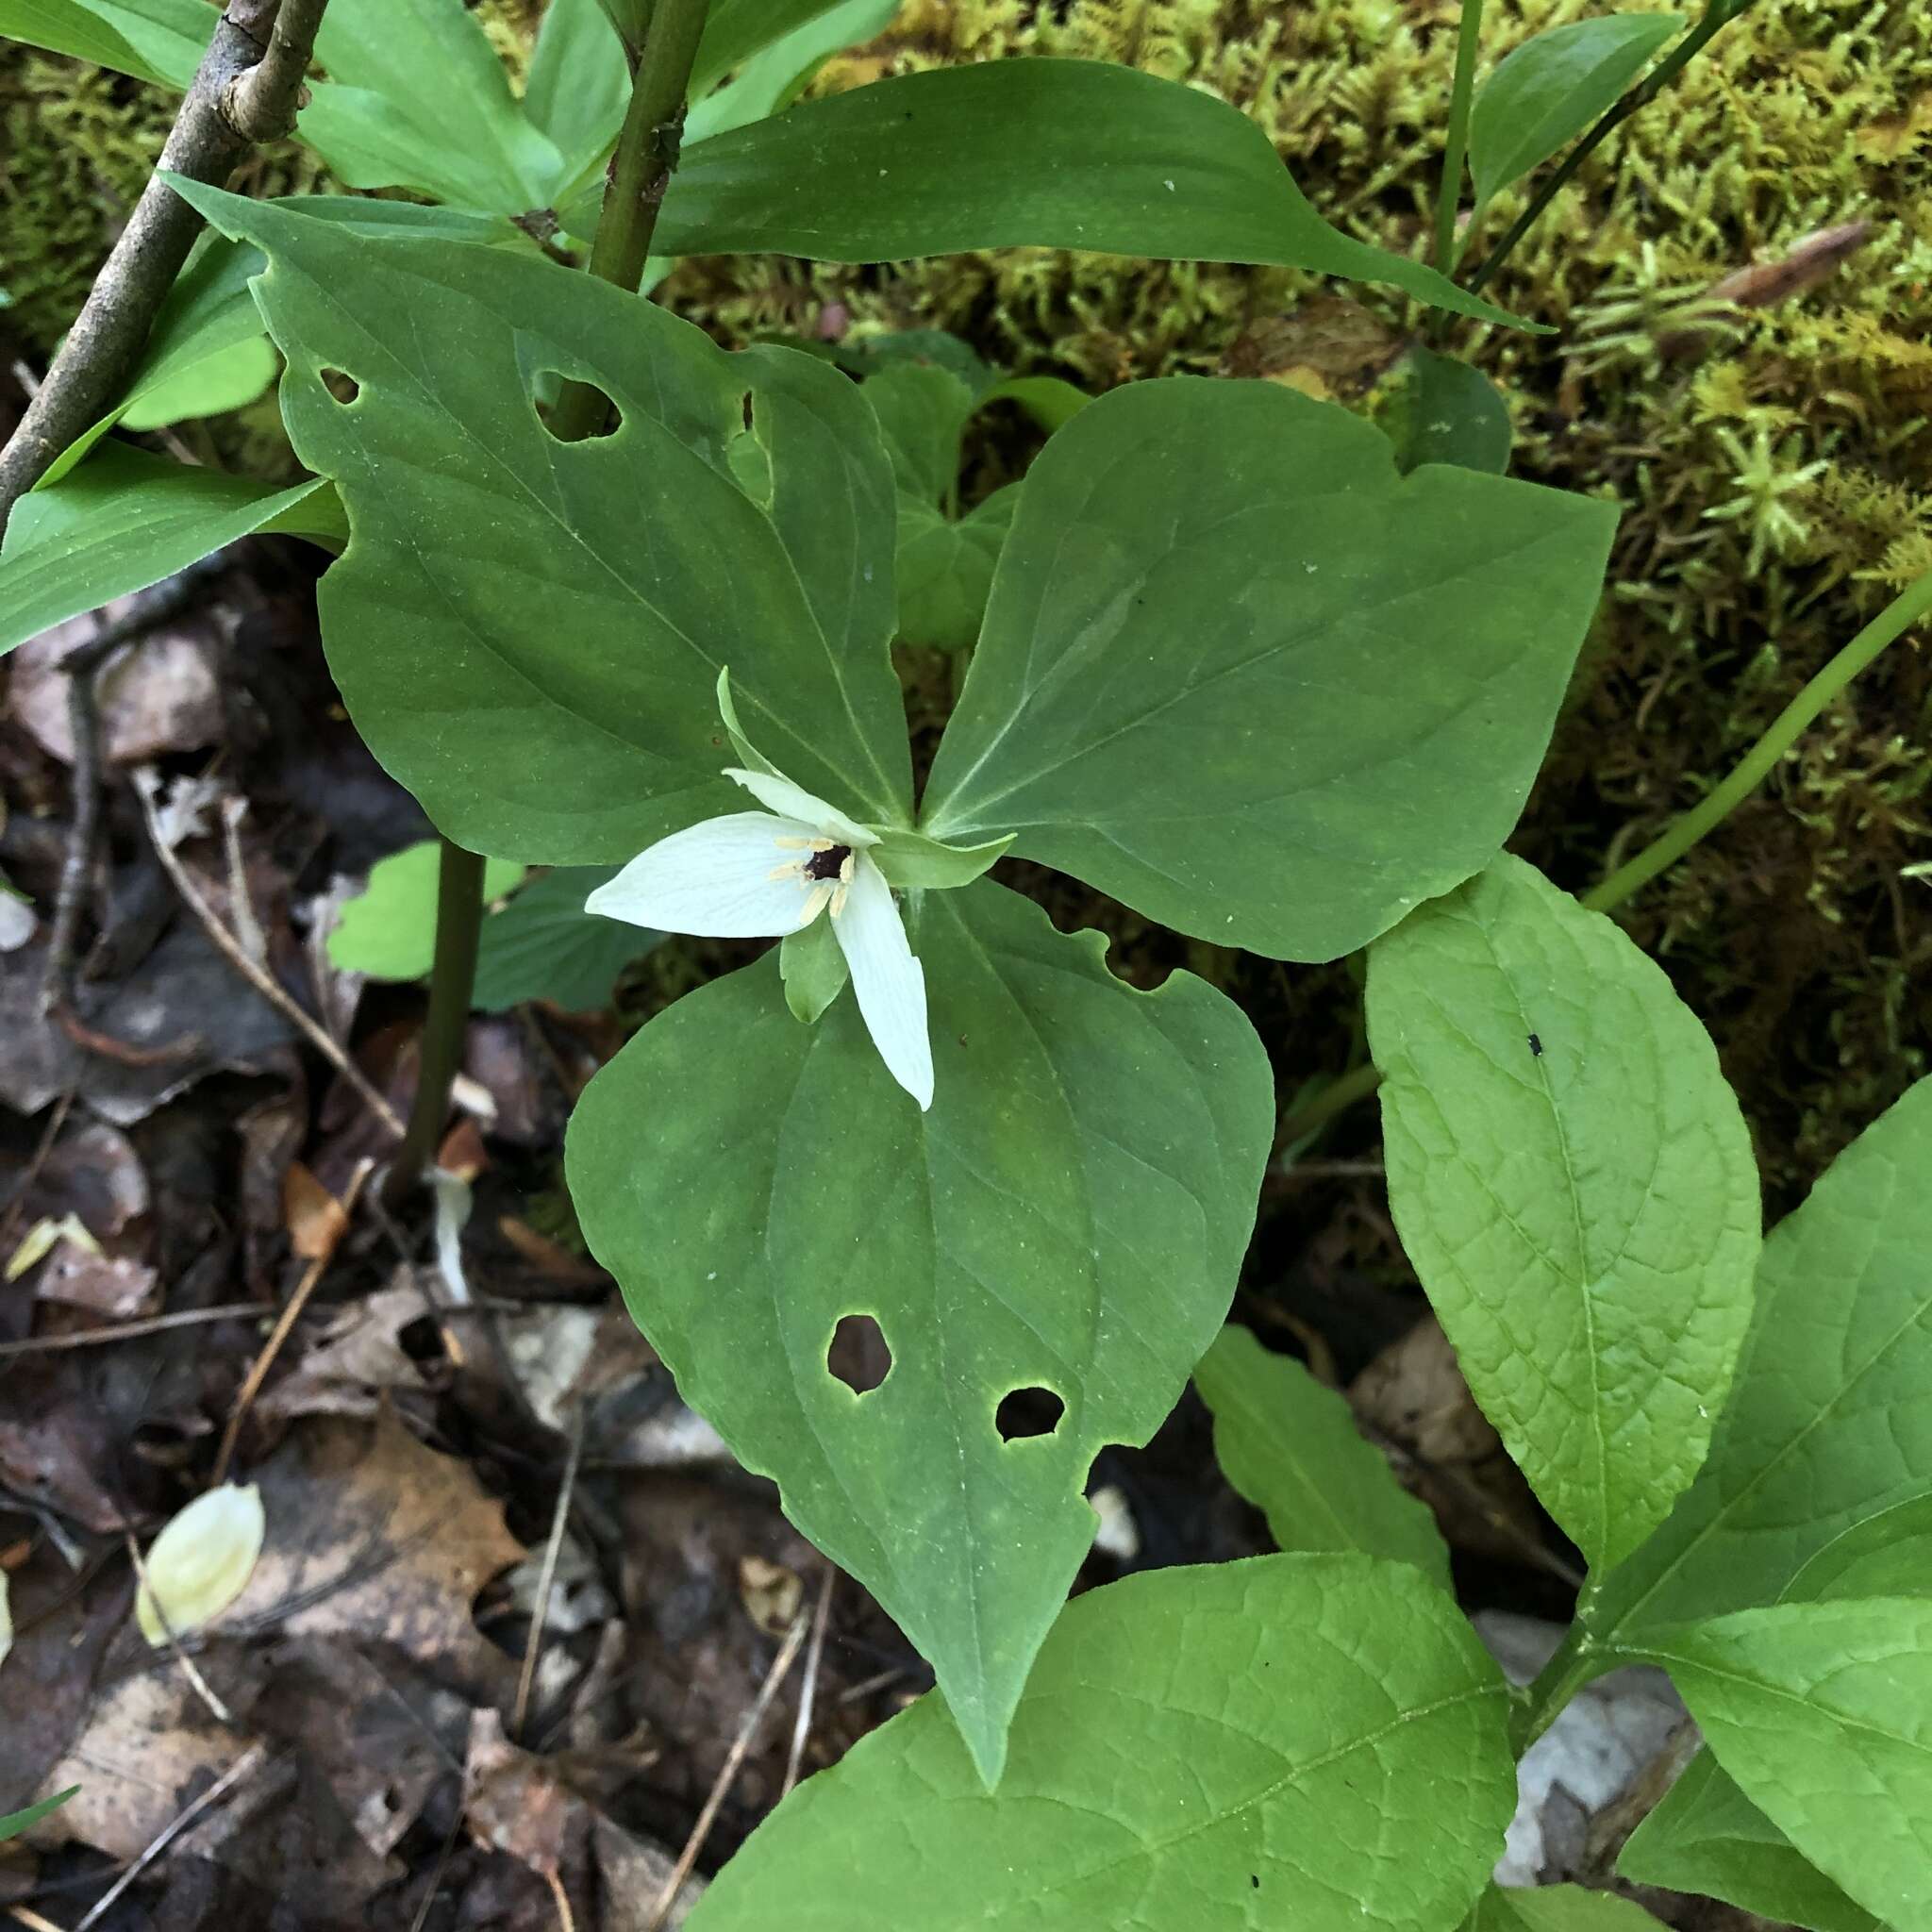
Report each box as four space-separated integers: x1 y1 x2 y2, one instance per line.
780 916 848 1022
866 827 1014 890
716 665 785 778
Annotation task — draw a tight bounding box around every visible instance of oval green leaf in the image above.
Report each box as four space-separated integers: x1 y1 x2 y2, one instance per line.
566 879 1274 1784
0 0 208 87
168 184 914 862
1468 14 1687 212
653 59 1529 326
327 842 526 982
1619 1750 1881 1932
1379 346 1512 476
1589 1075 1932 1636
1367 854 1761 1575
922 380 1617 961
689 1554 1514 1929
1640 1598 1932 1931
1194 1323 1452 1588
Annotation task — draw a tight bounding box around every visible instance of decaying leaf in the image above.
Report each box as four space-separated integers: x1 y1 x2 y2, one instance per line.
137 1482 267 1645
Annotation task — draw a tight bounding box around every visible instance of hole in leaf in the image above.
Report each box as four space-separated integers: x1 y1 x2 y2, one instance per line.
319 367 359 405
533 373 621 440
995 1387 1064 1441
741 389 755 430
827 1313 891 1395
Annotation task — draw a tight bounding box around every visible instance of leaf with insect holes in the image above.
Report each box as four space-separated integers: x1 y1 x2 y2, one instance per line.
567 879 1273 1786
167 184 914 864
922 380 1616 960
687 1555 1514 1930
1368 854 1760 1575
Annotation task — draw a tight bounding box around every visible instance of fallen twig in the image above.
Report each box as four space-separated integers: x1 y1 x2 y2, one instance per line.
122 1528 235 1727
210 1156 374 1484
512 1405 588 1740
780 1564 836 1799
131 768 407 1141
645 1612 811 1932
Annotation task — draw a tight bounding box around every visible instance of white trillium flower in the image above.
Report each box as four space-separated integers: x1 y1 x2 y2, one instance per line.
587 766 934 1110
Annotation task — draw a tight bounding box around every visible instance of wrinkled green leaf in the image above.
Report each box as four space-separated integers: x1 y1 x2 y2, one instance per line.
1194 1324 1452 1588
1619 1751 1881 1932
690 1554 1514 1929
1368 854 1760 1575
1468 1885 1664 1931
1380 346 1512 475
174 186 914 861
1468 15 1686 214
135 1483 266 1645
649 60 1528 325
525 0 630 172
0 1788 79 1844
1 444 343 658
301 0 565 211
328 841 525 982
473 865 662 1012
1638 1599 1932 1931
0 0 206 87
923 380 1617 960
1589 1075 1932 1635
567 879 1274 1785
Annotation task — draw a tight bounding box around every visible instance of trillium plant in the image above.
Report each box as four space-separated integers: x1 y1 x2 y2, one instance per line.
5 0 1932 1925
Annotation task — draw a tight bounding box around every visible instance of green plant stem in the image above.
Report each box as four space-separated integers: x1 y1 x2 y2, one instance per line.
1433 0 1486 277
386 840 487 1206
1272 564 1932 1149
1585 566 1932 913
1509 1623 1608 1755
549 0 711 441
1465 0 1756 299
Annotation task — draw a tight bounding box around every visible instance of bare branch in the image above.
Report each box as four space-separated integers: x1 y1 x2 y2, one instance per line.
0 0 332 535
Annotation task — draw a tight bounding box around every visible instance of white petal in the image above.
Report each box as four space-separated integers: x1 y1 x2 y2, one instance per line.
832 856 933 1110
723 768 876 848
586 813 821 937
136 1483 265 1646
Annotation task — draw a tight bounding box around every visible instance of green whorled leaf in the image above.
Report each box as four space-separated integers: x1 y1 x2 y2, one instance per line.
1619 1751 1881 1932
688 1554 1514 1929
1468 15 1687 214
0 1788 79 1845
895 490 1016 650
978 373 1091 434
865 363 974 503
1587 1076 1932 1637
300 0 565 211
863 825 1013 891
1380 346 1512 476
1193 1324 1452 1588
1367 854 1760 1576
1468 1885 1664 1931
473 865 663 1012
832 329 996 392
327 842 526 982
651 60 1528 325
172 184 914 861
0 444 343 658
922 379 1617 960
0 0 206 87
566 878 1274 1784
1638 1599 1932 1931
524 0 629 173
1783 1494 1932 1603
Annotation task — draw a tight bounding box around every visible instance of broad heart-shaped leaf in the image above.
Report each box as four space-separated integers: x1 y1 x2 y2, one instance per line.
1193 1323 1452 1589
1468 1885 1663 1931
650 60 1526 326
1468 15 1687 215
1619 1750 1881 1932
1367 854 1760 1576
1587 1075 1932 1637
688 1554 1514 1929
566 879 1274 1785
1 445 343 658
473 865 664 1012
171 184 913 862
1635 1599 1932 1931
326 842 526 981
0 0 207 87
921 379 1618 960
